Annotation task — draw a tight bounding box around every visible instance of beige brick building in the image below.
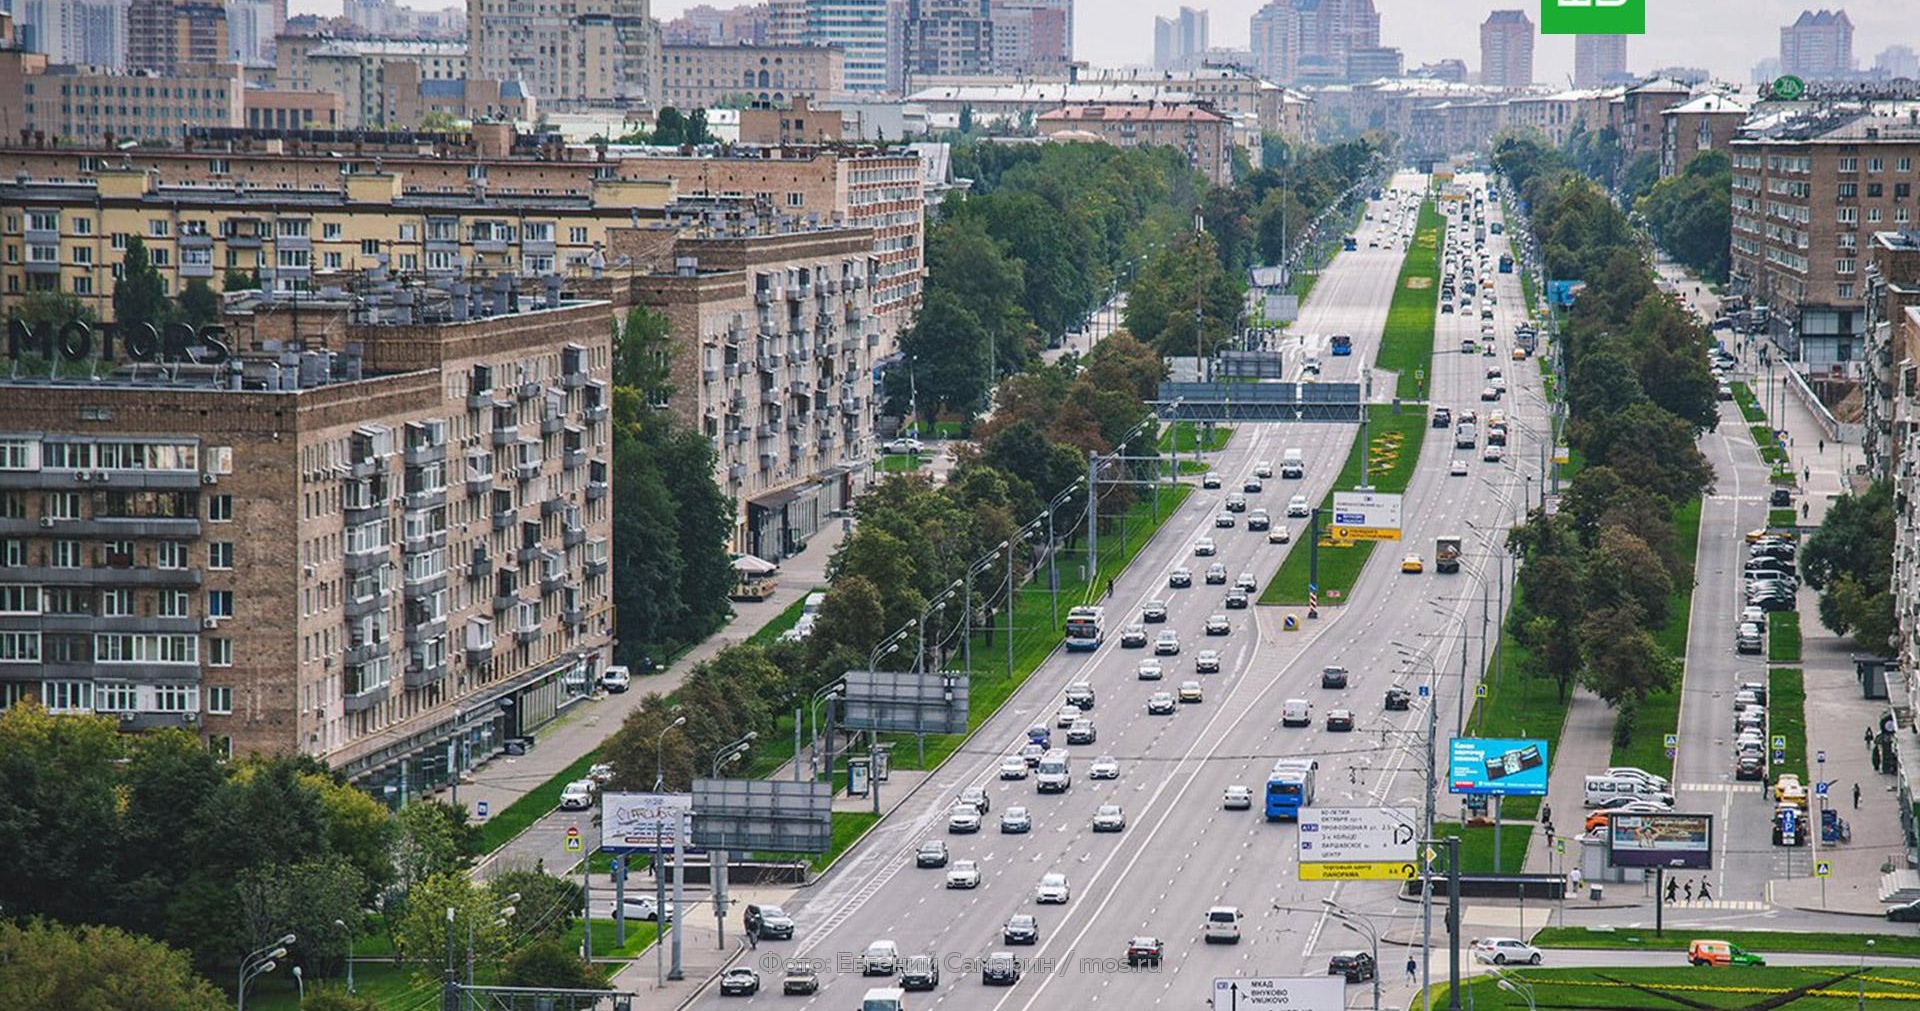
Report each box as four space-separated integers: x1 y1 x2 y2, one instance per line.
0 53 245 144
1037 102 1236 186
659 42 843 110
0 293 614 794
1659 92 1748 178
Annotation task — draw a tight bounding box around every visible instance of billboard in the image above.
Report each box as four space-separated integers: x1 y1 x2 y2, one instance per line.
1607 812 1713 869
600 792 693 853
840 669 969 736
1329 491 1403 541
1447 738 1549 797
690 778 834 854
1298 806 1419 880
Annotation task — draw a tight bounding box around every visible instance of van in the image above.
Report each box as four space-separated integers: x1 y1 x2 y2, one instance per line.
1036 748 1072 793
863 941 901 975
1282 699 1312 727
862 986 909 1011
1687 939 1766 967
1204 906 1244 943
1281 448 1305 479
1584 774 1674 808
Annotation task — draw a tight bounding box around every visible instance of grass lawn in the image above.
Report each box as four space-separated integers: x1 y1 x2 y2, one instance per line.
1770 666 1809 783
1468 608 1571 826
1440 965 1920 1011
1259 405 1429 606
475 746 607 853
1612 495 1703 776
1432 819 1534 875
1771 508 1799 528
1158 422 1235 454
1377 199 1445 400
1771 610 1803 663
743 589 824 648
242 961 438 1011
1531 926 1920 958
1732 381 1766 424
563 917 660 959
880 452 924 473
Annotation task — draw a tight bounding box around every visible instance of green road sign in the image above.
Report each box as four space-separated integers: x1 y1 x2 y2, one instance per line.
1540 0 1646 35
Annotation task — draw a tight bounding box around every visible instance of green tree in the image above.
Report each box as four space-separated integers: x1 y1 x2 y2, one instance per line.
5 288 94 333
222 267 260 291
1511 552 1587 703
0 704 128 928
490 868 583 940
1578 606 1680 706
894 288 990 422
177 277 220 326
1122 230 1242 359
392 799 477 894
391 873 510 965
305 772 399 900
113 234 169 331
499 938 610 988
1617 151 1660 203
419 110 462 132
302 986 383 1011
0 919 227 1011
613 304 674 403
1801 480 1895 647
235 859 368 982
809 574 889 668
1584 526 1673 628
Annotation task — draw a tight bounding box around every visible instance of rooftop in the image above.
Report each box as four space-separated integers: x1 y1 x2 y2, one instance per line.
1038 103 1231 124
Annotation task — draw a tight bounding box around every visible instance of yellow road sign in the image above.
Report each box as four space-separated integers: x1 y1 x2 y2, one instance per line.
1331 525 1401 542
1300 862 1418 881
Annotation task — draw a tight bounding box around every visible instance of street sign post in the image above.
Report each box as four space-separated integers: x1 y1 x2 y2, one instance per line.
1298 806 1419 880
1329 490 1403 541
1212 976 1346 1011
475 799 489 819
564 825 583 853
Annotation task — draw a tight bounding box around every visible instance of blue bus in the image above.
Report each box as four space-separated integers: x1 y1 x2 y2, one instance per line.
1499 253 1514 274
1063 606 1105 652
1343 235 1359 251
1265 759 1318 821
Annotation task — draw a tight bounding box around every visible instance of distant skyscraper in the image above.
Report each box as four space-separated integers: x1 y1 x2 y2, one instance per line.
1250 0 1384 84
227 0 275 63
126 0 227 74
1875 44 1918 80
1153 5 1207 72
1779 9 1853 80
903 0 990 80
807 0 890 92
1573 34 1626 88
989 0 1070 76
1478 9 1534 88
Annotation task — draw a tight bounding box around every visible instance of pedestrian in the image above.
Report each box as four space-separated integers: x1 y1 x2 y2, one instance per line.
748 924 758 949
1869 726 1877 753
1803 503 1810 519
1874 745 1885 773
1855 782 1862 809
1407 955 1418 983
1699 879 1713 903
1684 879 1694 904
1804 465 1811 483
1665 877 1679 904
1106 577 1114 598
1819 439 1825 454
1540 802 1552 826
1570 867 1584 894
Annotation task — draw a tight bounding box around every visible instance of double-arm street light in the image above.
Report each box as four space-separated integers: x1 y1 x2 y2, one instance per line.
1492 969 1537 1011
654 714 687 792
712 732 758 778
236 933 295 1011
915 580 965 675
963 542 1009 676
868 621 915 672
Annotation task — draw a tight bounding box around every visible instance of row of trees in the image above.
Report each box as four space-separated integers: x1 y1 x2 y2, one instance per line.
1801 478 1896 649
0 703 603 1000
1493 136 1720 740
603 333 1166 790
1637 150 1734 284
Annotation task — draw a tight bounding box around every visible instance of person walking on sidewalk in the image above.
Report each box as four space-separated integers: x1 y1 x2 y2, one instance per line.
1699 879 1712 903
1407 955 1418 984
1666 877 1679 904
1856 782 1863 809
1868 726 1876 754
1683 879 1694 904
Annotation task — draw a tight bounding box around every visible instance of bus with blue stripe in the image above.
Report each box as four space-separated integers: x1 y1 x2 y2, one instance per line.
1064 606 1105 652
1266 759 1318 821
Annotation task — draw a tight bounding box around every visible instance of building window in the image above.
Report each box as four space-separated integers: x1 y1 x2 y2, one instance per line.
1837 282 1855 299
72 246 92 266
278 218 310 238
208 494 233 522
0 631 39 663
50 540 81 568
111 233 128 251
787 192 804 207
1837 258 1856 275
101 589 132 616
149 219 170 238
72 217 92 236
74 276 92 296
0 539 21 567
43 492 80 519
0 441 32 470
322 222 342 240
1869 208 1883 223
96 682 136 712
208 638 232 667
27 210 59 232
569 226 588 244
398 224 417 241
157 541 188 569
322 252 343 270
208 542 233 569
207 684 233 712
207 589 233 618
43 680 91 713
157 590 190 617
0 584 34 613
152 684 197 712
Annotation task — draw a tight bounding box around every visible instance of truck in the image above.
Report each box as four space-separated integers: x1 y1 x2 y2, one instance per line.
1280 448 1305 479
1063 606 1105 652
1435 536 1462 574
1265 758 1318 821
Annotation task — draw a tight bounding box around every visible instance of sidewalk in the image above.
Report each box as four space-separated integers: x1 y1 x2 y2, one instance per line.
1523 687 1612 874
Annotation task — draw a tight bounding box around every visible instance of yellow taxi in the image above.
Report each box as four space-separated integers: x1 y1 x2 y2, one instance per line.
1400 553 1424 574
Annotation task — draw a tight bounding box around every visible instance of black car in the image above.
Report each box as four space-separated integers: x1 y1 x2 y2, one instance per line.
1431 408 1452 429
982 953 1021 985
1735 753 1766 781
1888 899 1920 923
1244 478 1264 493
1142 600 1169 623
1004 914 1039 945
901 955 941 991
1384 686 1412 711
719 968 761 996
1321 666 1350 689
743 903 794 940
1329 951 1377 983
1225 589 1249 609
1169 568 1193 588
1770 488 1793 508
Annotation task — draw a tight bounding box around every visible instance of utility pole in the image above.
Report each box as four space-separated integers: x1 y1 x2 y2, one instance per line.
1195 207 1207 383
1086 451 1099 582
1447 836 1463 1011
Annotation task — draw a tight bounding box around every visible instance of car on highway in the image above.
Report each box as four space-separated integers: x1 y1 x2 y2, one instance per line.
1127 937 1164 967
744 903 793 939
1269 526 1293 544
1195 649 1222 673
1385 686 1412 710
1089 755 1120 780
1321 666 1350 689
1326 708 1355 732
1142 600 1169 623
1155 630 1181 655
1736 752 1766 780
1687 939 1766 967
1020 741 1046 766
1226 493 1248 512
1205 614 1231 636
1256 460 1275 478
1282 698 1313 727
1235 571 1258 592
611 895 672 922
1035 873 1071 904
1225 589 1249 609
1433 407 1453 428
900 955 940 990
1247 509 1271 531
1224 785 1253 810
960 786 991 813
947 859 982 889
1169 567 1193 588
1147 692 1177 715
1470 938 1542 965
1004 914 1040 944
1287 495 1311 517
1205 563 1229 585
1092 804 1126 832
1483 444 1504 463
558 779 598 811
1178 680 1204 703
1120 623 1149 648
1329 951 1377 983
1736 623 1763 654
1000 806 1032 833
1067 719 1097 745
1450 458 1469 476
782 963 819 995
916 840 949 868
1245 476 1265 493
1401 552 1425 573
718 967 760 996
1137 659 1164 680
948 804 982 834
863 940 901 975
1205 906 1244 944
1215 511 1236 528
1057 703 1085 728
1202 471 1222 489
1194 537 1217 556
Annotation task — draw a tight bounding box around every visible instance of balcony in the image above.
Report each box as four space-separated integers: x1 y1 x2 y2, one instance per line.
403 487 446 513
492 507 516 531
564 524 586 548
564 605 587 627
867 331 880 347
465 639 494 666
344 548 389 575
564 447 586 470
466 472 492 497
583 403 609 424
404 441 447 467
344 590 390 619
407 615 448 642
513 459 541 482
493 591 519 614
342 681 389 713
2 516 202 540
586 480 608 502
847 304 866 322
514 623 541 645
541 498 567 518
542 413 564 436
760 388 780 406
541 569 566 595
517 543 545 565
585 555 608 577
467 389 497 410
349 455 388 480
344 639 390 667
726 463 746 483
404 660 449 690
492 425 518 447
470 551 493 582
402 572 448 599
517 380 540 401
728 393 747 414
562 370 586 390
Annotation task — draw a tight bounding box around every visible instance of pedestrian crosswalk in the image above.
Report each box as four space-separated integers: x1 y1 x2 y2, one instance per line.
1678 782 1766 794
1664 899 1766 911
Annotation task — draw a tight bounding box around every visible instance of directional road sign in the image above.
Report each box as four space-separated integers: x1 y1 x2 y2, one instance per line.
475 800 489 819
1298 806 1418 880
1213 976 1346 1011
1330 490 1403 541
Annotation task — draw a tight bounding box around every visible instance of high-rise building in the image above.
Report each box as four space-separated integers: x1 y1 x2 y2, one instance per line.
988 0 1069 76
467 0 657 109
903 0 990 81
1876 45 1918 81
125 0 227 74
1250 0 1384 85
1779 9 1853 80
228 0 276 64
14 0 129 67
1153 5 1207 72
768 0 808 45
1478 9 1534 88
804 0 888 92
661 2 774 45
1573 33 1626 88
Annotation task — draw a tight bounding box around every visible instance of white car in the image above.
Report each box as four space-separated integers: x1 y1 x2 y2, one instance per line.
558 779 596 810
886 437 924 454
948 804 982 834
1035 873 1071 904
1000 755 1029 780
1449 459 1469 476
1154 630 1181 655
1089 755 1120 779
1268 526 1292 544
1137 659 1164 680
1255 460 1274 478
1223 785 1253 810
1470 937 1543 965
1057 704 1083 728
1286 495 1310 517
947 860 982 889
1195 649 1221 673
610 894 672 921
1194 537 1217 556
1483 445 1504 463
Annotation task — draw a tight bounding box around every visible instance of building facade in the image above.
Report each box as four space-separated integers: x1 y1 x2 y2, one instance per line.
1573 34 1626 89
0 287 614 793
1618 78 1691 163
275 36 468 129
0 53 244 144
466 0 657 109
1153 6 1207 73
14 0 128 69
1250 0 1381 85
659 42 843 109
1862 230 1920 478
804 0 889 93
1781 9 1853 81
987 0 1069 77
1038 102 1235 186
125 0 227 74
1659 92 1748 179
1478 9 1533 89
902 0 990 82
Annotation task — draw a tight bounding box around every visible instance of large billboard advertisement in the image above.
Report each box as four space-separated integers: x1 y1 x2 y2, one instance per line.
1607 812 1714 869
601 792 693 853
1447 738 1549 797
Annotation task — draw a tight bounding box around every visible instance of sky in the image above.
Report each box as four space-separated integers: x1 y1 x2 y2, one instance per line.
618 0 1920 86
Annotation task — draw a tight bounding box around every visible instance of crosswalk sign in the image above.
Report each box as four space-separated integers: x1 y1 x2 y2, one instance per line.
565 825 583 853
1475 684 1488 699
1816 861 1832 878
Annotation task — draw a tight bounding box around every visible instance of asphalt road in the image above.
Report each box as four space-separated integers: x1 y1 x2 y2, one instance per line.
696 174 1551 1009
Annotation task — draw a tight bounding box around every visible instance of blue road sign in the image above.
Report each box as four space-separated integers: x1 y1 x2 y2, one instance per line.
1418 685 1431 698
476 800 490 819
1815 781 1829 796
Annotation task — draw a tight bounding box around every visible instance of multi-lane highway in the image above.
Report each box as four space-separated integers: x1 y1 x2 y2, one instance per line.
697 174 1551 1009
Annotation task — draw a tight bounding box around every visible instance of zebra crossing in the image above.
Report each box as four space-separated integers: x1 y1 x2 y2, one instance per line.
1677 782 1766 794
1661 899 1767 911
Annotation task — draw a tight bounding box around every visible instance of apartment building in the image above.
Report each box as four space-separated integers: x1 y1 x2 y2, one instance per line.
0 284 614 793
126 0 227 74
1478 10 1533 89
802 0 888 94
988 0 1070 77
1781 9 1853 81
1153 6 1208 73
902 0 991 82
1618 78 1691 163
1506 88 1620 148
1037 102 1236 186
1573 34 1627 89
0 52 245 144
467 0 658 110
1249 0 1382 86
1729 103 1920 364
274 36 467 129
633 218 877 559
658 42 844 109
1862 230 1920 478
1660 93 1748 179
13 0 127 69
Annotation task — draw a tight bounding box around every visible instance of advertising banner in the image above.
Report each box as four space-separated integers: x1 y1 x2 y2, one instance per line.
1447 737 1549 796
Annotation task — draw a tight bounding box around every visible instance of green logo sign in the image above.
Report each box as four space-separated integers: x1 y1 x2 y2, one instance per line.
1770 75 1807 101
1539 0 1646 35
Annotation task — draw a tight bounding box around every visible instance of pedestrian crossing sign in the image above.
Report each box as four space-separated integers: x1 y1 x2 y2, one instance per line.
1475 684 1488 699
1664 734 1678 748
1816 861 1832 878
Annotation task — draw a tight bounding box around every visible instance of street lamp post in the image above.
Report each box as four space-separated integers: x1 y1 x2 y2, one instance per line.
708 733 757 952
333 918 355 996
1323 900 1382 1011
653 715 687 792
1495 972 1537 1011
1861 938 1878 1011
963 543 1007 677
1045 481 1082 630
290 967 303 1002
236 933 294 1011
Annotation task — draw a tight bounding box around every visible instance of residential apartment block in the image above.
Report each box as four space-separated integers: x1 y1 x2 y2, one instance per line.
126 0 227 74
1478 9 1533 89
1038 102 1235 186
1660 93 1748 178
274 36 468 129
1249 0 1382 86
1729 102 1920 365
0 50 245 144
988 0 1071 77
0 284 615 795
1862 230 1920 477
902 0 990 82
659 42 843 109
1573 34 1627 89
802 0 888 93
1153 6 1208 73
12 0 128 69
466 0 658 110
1781 8 1853 81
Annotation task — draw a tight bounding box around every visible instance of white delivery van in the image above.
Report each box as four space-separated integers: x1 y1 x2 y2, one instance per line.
1281 699 1312 727
862 987 908 1011
1280 448 1305 479
1583 774 1674 808
1036 748 1072 793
